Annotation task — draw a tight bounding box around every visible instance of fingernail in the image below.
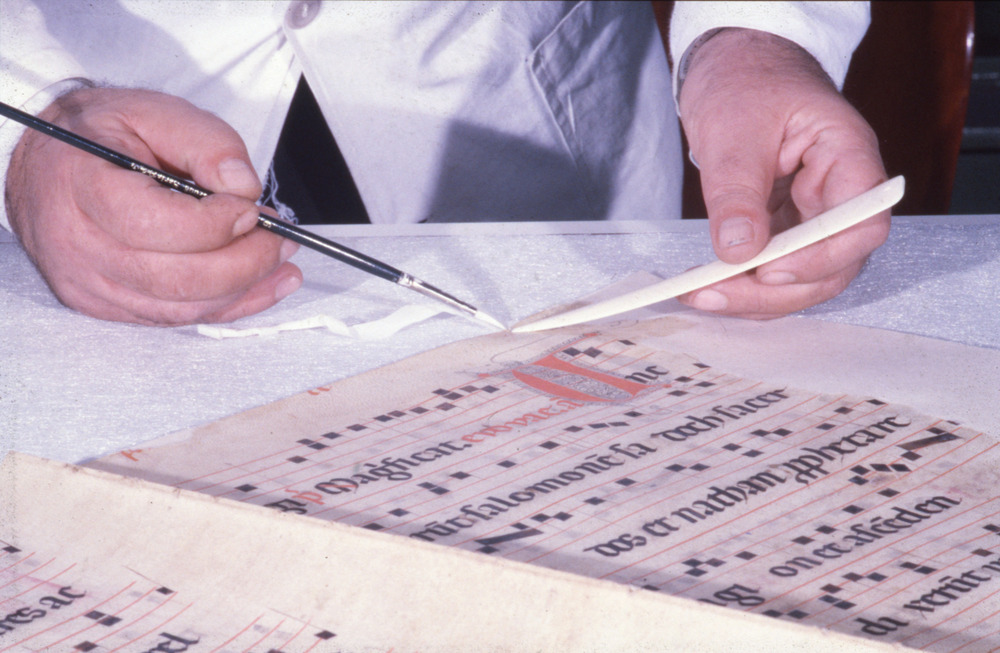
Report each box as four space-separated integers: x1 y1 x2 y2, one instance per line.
275 275 301 301
218 157 259 192
760 270 796 285
690 289 729 312
719 217 754 248
232 210 258 237
279 238 300 262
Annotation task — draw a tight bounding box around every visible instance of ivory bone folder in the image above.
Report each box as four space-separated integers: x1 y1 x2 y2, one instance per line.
513 176 905 333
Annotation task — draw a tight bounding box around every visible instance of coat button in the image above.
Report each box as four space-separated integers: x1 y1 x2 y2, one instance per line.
286 0 321 29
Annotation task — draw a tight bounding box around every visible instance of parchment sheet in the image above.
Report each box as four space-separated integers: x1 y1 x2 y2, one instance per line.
81 314 1000 651
0 453 894 652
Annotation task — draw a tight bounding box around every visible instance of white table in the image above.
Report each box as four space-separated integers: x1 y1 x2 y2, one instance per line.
3 216 998 463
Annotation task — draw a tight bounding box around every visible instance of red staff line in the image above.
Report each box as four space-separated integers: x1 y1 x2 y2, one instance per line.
189 379 521 497
801 438 1000 621
818 443 1000 628
785 497 997 625
637 415 926 588
353 364 727 529
584 391 856 579
608 400 911 582
266 619 313 652
895 511 1000 649
177 336 654 492
31 580 142 650
303 344 703 520
515 386 829 563
479 375 789 557
92 583 158 643
0 561 76 651
941 602 1000 652
178 376 526 492
0 551 42 598
105 593 188 652
283 335 655 499
241 615 284 652
206 611 267 651
212 379 528 500
0 557 61 604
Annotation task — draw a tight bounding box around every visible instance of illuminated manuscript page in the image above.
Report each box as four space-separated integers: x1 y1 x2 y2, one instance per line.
1 453 888 652
82 316 1000 652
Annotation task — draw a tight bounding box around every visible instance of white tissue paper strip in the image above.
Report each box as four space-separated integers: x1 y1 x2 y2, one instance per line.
196 304 446 340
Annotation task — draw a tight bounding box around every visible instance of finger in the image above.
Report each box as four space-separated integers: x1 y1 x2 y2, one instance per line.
115 91 263 200
203 262 304 324
53 88 262 202
693 117 782 265
679 263 862 319
75 158 262 253
99 227 297 303
756 212 890 286
758 141 890 285
790 108 887 213
67 261 303 326
40 194 301 323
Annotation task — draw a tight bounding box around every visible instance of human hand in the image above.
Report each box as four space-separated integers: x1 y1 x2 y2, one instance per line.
5 87 302 325
676 29 890 319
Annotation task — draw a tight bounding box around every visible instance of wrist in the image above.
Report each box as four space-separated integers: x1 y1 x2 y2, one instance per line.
678 28 835 135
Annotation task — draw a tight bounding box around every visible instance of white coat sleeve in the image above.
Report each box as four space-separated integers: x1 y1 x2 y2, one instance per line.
668 1 870 106
0 0 93 231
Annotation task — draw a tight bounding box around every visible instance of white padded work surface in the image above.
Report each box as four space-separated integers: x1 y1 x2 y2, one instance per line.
2 217 998 463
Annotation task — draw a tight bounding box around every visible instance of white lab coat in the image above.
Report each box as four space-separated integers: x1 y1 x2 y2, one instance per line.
0 1 868 228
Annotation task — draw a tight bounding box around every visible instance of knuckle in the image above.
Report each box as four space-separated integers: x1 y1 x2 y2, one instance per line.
705 180 761 205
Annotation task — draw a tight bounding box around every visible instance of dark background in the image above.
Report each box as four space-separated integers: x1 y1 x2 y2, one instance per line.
952 1 1000 214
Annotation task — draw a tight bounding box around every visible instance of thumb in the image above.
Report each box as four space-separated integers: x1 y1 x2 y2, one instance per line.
211 156 263 200
698 157 775 265
118 90 262 201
